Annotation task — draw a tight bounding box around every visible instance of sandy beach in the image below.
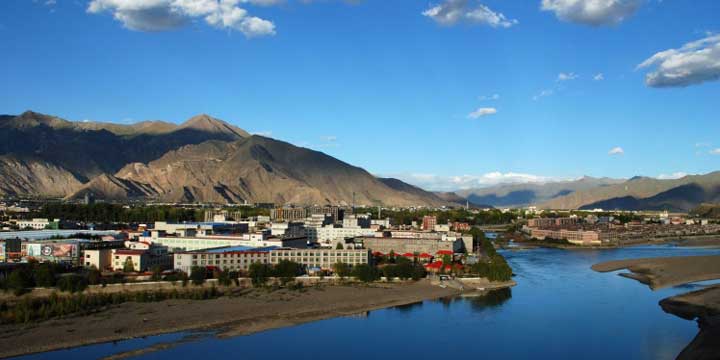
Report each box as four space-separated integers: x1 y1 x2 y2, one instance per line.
591 255 720 290
0 280 459 359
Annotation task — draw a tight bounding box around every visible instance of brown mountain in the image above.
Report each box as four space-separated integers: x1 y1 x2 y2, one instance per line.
74 136 448 206
1 111 445 206
456 176 624 208
541 172 720 211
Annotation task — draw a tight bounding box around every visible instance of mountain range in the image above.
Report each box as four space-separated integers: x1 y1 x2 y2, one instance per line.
458 173 720 212
0 111 450 207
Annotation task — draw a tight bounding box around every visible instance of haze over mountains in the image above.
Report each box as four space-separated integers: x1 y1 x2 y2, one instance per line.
458 173 720 212
0 111 448 206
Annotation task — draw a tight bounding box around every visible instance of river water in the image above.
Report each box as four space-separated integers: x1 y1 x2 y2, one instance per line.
16 245 720 359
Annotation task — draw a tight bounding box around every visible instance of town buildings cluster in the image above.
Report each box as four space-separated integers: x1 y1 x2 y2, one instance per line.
0 206 476 277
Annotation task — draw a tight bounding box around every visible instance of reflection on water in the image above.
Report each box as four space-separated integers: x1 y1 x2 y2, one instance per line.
15 245 720 360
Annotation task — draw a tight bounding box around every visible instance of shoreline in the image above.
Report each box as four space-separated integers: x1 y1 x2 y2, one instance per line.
591 255 720 290
0 280 463 359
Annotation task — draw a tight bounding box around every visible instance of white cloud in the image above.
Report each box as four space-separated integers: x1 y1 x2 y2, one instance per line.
390 172 574 191
710 148 720 155
557 72 578 81
695 142 710 148
252 130 273 137
656 172 689 180
467 107 497 119
608 146 624 155
637 34 720 88
321 135 337 142
532 89 554 101
87 0 276 37
478 93 500 101
541 0 643 26
423 0 518 28
593 73 604 81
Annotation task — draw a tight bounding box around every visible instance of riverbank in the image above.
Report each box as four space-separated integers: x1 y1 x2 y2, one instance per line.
591 255 720 290
660 285 720 360
0 280 459 359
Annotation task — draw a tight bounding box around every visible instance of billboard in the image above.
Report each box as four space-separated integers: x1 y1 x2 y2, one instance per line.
27 243 43 257
0 242 5 262
27 243 78 259
41 244 78 258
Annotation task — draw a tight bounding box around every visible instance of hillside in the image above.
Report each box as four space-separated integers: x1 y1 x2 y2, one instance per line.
82 137 448 206
456 176 624 208
0 111 446 206
543 172 720 211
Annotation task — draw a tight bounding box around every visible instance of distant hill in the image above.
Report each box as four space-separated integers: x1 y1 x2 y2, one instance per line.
456 176 624 208
691 203 720 218
544 172 720 211
1 111 446 206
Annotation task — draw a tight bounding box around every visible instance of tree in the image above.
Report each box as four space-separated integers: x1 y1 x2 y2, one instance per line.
352 264 380 283
87 267 102 285
150 265 163 281
333 262 351 279
335 243 344 250
34 264 56 287
249 263 272 287
122 257 135 273
7 268 34 296
57 274 88 293
275 260 302 285
190 266 206 286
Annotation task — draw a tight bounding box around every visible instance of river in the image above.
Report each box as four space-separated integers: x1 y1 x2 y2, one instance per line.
15 245 720 359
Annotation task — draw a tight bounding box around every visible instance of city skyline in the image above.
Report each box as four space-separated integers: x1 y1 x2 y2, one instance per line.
2 0 719 191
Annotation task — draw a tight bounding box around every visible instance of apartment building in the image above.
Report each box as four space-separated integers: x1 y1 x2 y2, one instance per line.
268 248 370 270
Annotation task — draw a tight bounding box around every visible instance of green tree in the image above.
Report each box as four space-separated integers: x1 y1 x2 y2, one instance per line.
274 260 302 285
56 274 88 293
190 266 207 286
352 264 380 283
150 265 163 281
122 257 135 273
333 262 351 279
87 267 102 285
335 243 344 250
7 268 34 296
249 263 273 287
34 264 56 288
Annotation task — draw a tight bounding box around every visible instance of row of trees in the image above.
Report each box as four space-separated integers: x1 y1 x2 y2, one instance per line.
356 207 515 226
35 203 204 223
0 287 222 324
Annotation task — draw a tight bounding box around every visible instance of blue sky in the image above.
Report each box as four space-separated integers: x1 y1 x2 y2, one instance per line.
1 0 719 191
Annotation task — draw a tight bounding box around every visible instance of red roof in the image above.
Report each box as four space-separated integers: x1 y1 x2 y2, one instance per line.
436 250 454 255
418 253 433 258
424 261 462 271
401 252 415 257
372 251 384 256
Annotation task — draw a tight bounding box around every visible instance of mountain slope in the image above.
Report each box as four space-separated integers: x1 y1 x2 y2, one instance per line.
541 172 720 210
456 177 624 208
105 136 448 206
0 111 249 183
0 155 82 198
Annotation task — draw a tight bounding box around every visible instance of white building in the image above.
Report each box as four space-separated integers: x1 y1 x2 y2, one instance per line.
16 218 57 230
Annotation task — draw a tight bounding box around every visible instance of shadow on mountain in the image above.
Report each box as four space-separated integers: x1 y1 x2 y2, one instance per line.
581 183 720 212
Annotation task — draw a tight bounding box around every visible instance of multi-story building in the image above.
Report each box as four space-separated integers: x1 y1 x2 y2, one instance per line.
527 217 579 228
422 216 437 231
143 231 307 252
111 248 172 272
16 218 59 230
173 247 369 274
310 225 376 248
269 248 370 270
270 207 307 222
529 228 615 246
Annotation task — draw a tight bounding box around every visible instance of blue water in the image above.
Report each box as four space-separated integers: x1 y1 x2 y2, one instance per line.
16 245 720 360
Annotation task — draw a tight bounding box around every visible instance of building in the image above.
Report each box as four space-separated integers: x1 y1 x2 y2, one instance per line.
269 248 369 270
153 221 248 237
527 217 579 228
529 228 615 246
174 246 274 274
422 216 437 231
308 205 345 223
16 218 59 230
270 207 307 222
358 236 461 256
173 247 369 274
144 231 307 252
111 248 172 272
343 214 371 229
310 225 376 248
